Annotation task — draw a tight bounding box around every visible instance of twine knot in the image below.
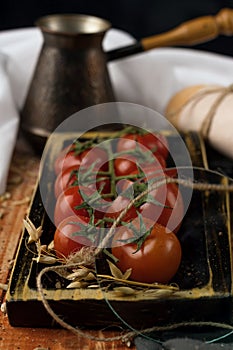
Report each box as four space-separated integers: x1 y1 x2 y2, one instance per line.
201 84 233 138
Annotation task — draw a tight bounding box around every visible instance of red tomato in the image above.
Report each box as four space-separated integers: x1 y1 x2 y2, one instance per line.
54 185 110 227
80 146 108 171
139 132 169 160
112 220 182 284
54 166 111 199
54 215 92 258
54 144 81 176
95 174 111 194
77 167 111 194
123 166 183 233
116 134 138 152
54 165 79 199
117 132 169 160
151 153 166 169
117 133 150 154
114 155 138 177
54 186 89 227
139 181 184 234
104 194 138 224
54 145 71 175
62 150 81 172
114 154 165 178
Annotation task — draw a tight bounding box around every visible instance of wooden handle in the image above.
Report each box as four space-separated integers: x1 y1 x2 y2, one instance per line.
142 8 233 50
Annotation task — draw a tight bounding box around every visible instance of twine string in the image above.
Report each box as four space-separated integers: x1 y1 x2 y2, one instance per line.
36 265 125 343
201 84 233 138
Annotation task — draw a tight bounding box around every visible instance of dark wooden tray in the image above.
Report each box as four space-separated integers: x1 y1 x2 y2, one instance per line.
6 131 233 329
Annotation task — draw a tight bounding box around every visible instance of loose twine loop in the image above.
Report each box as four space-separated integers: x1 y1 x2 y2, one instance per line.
167 84 233 139
36 171 233 346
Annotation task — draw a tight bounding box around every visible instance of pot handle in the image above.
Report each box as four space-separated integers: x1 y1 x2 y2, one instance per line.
107 8 233 61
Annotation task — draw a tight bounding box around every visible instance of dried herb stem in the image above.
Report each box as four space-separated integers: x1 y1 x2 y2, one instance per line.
97 274 179 291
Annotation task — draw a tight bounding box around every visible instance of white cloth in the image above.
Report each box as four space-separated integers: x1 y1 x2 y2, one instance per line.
0 53 19 194
110 47 233 115
0 26 233 194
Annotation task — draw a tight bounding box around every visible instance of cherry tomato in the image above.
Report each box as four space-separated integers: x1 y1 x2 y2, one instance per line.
54 185 110 227
54 144 81 176
104 194 138 224
54 145 71 175
114 154 165 178
124 166 183 233
54 140 107 176
54 186 89 227
54 166 111 199
139 181 184 233
114 155 138 177
77 166 111 194
54 215 92 258
54 165 79 199
139 132 169 160
116 134 138 152
117 132 169 160
80 146 108 171
112 219 182 284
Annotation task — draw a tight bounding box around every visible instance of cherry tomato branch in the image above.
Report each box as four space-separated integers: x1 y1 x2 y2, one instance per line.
53 126 182 284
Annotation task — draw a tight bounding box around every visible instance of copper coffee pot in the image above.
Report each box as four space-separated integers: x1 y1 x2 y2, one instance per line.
21 14 115 152
20 9 233 152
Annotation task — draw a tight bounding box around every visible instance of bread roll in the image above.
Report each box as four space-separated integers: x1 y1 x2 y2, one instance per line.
165 84 233 159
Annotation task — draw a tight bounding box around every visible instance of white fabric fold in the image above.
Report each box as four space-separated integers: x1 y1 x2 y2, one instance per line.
109 47 233 114
0 53 19 194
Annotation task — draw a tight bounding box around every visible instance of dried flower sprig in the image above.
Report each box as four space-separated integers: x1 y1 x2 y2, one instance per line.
66 266 96 289
23 216 43 244
23 216 58 264
107 259 132 280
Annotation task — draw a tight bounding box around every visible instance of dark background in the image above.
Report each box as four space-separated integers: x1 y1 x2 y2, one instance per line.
0 0 233 56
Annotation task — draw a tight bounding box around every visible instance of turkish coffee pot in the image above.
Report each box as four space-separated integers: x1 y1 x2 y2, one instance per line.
20 9 233 152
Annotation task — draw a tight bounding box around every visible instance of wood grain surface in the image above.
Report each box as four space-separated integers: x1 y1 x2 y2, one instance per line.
0 146 133 350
